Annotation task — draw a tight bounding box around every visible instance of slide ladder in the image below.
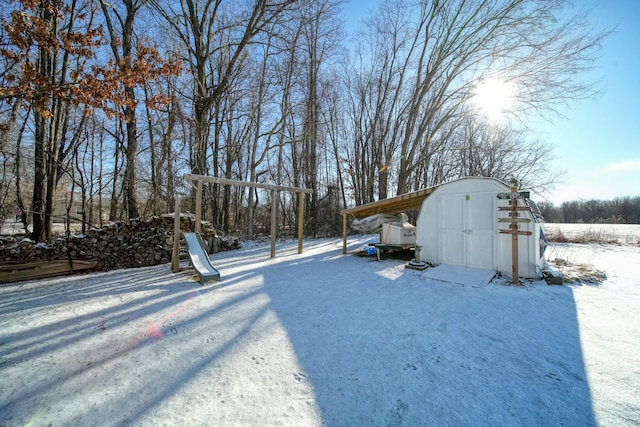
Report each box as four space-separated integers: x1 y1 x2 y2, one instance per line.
182 232 221 285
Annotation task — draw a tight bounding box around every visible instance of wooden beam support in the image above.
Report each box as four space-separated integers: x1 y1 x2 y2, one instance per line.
171 197 181 273
184 174 313 194
342 214 348 254
498 217 531 223
298 191 304 254
510 186 519 284
195 180 202 233
271 189 277 258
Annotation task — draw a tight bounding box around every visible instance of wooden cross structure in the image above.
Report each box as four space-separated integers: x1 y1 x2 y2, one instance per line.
497 185 533 283
171 174 312 273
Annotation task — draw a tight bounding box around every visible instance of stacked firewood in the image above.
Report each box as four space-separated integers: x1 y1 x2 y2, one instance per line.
0 215 236 272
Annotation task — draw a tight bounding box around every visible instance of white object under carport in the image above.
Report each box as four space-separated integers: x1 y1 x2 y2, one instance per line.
415 177 546 279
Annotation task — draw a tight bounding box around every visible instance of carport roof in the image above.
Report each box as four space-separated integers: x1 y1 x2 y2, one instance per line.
340 186 438 220
340 186 439 254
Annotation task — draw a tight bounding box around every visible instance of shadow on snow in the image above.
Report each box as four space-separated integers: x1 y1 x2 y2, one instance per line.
0 238 596 426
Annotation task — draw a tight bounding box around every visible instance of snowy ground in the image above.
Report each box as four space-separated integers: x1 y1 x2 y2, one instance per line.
1 235 639 426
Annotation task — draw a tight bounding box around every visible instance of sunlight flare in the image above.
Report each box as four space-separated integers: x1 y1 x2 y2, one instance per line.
473 77 515 122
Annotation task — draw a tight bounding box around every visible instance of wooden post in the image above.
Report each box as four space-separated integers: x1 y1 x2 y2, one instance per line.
497 187 532 283
171 197 181 273
271 189 277 258
510 186 519 284
298 191 304 254
195 180 202 233
342 214 348 254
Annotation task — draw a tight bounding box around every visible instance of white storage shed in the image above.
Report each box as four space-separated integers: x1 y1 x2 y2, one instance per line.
415 177 546 278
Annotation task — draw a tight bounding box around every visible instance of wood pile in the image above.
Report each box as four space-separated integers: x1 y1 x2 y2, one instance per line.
0 215 237 279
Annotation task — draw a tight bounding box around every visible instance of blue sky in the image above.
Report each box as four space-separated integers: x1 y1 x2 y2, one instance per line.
341 0 640 205
534 0 640 204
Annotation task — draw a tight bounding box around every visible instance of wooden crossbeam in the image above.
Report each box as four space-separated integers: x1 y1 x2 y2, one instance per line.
184 174 313 194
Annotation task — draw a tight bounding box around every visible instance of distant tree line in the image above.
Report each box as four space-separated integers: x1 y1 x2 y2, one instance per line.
538 197 640 224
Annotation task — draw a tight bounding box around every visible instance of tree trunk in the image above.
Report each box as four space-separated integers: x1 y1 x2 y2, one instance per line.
32 114 48 241
124 106 138 218
30 3 55 242
14 103 30 232
109 130 121 221
100 0 140 219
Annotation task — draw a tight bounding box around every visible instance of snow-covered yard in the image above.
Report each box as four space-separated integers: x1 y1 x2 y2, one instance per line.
1 235 639 426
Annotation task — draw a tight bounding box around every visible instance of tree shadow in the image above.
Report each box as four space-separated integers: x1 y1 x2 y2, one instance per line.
0 239 597 426
256 241 598 426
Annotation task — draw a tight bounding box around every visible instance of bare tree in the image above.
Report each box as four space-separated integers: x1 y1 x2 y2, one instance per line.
347 0 608 197
343 1 419 203
1 0 179 240
292 0 342 236
151 0 298 219
99 0 144 219
142 82 182 216
99 0 180 219
444 119 565 193
0 0 97 241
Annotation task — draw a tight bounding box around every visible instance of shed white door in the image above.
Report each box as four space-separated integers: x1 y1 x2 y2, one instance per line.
438 193 496 269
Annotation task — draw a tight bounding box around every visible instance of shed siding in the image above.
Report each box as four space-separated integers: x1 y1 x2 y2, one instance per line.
416 177 543 279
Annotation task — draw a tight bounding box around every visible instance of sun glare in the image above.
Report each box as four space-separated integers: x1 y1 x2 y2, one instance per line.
473 77 514 122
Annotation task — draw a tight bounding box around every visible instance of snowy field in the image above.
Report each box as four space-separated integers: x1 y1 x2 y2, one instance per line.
545 223 640 245
1 232 639 426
